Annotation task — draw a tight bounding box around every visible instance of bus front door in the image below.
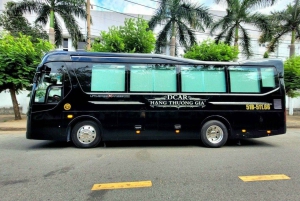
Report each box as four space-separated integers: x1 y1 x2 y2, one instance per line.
27 62 66 141
27 85 64 141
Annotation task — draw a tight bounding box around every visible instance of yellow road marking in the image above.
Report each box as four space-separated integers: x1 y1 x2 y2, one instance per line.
91 180 152 190
239 174 290 182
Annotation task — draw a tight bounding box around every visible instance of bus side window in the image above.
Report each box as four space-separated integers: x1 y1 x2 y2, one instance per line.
47 86 62 103
130 64 177 92
34 82 47 103
91 64 125 92
229 66 260 93
74 63 126 92
261 67 276 88
181 65 226 93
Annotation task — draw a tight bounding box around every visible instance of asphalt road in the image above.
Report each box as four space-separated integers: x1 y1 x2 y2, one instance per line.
0 129 300 201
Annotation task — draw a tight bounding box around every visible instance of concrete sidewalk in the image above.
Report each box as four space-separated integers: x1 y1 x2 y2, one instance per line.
0 114 299 132
0 115 27 131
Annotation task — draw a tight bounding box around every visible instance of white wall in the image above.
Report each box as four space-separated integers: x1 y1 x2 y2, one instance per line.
0 90 30 114
0 0 9 10
286 96 300 108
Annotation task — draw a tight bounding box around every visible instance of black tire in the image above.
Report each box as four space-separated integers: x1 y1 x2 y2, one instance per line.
71 121 101 148
200 120 228 148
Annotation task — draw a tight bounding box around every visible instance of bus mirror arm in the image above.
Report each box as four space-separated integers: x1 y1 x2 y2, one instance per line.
279 73 284 78
33 72 41 83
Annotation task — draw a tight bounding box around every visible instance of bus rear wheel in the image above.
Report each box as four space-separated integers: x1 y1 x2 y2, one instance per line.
71 121 101 148
200 120 228 148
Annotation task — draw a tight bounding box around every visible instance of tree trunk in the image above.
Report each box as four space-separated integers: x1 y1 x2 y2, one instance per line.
49 9 55 46
50 9 54 28
289 44 295 58
288 97 294 116
86 0 91 51
170 21 176 57
9 88 22 120
290 29 296 57
233 26 239 61
170 36 176 56
49 27 55 46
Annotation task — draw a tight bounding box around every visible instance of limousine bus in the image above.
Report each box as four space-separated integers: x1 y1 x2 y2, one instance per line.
26 51 286 148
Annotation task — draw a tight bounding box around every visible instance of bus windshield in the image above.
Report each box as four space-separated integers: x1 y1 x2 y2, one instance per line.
34 65 63 103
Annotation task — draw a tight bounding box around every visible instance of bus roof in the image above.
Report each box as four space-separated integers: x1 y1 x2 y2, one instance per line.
40 51 284 76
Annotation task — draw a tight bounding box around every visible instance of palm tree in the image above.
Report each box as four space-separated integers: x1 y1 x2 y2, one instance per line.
260 1 300 57
0 2 49 43
210 0 277 58
148 0 213 56
8 0 87 49
259 0 300 116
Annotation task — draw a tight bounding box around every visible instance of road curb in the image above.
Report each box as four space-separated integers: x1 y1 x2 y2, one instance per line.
0 128 26 131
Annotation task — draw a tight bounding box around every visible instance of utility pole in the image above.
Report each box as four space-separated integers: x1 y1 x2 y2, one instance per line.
86 0 91 51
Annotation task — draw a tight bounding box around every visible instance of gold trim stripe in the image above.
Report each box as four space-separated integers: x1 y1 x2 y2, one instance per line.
239 174 290 182
91 181 152 190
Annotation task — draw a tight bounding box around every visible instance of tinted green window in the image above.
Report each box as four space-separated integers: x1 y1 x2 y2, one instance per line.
229 67 260 93
130 66 153 91
130 65 176 92
181 66 226 92
91 64 125 91
261 67 276 87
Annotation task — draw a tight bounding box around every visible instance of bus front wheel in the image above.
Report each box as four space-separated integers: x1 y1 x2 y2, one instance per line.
200 120 228 148
71 121 101 148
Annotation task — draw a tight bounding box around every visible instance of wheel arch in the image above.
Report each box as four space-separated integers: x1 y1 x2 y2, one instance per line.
66 115 103 142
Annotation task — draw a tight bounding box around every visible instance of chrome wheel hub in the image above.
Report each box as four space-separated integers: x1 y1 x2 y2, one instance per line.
77 125 96 144
206 125 223 144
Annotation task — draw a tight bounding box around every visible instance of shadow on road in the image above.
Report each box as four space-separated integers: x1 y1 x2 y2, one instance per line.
226 139 274 147
26 138 275 149
28 141 73 149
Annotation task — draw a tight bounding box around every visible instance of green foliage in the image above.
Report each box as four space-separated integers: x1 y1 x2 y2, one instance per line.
284 56 300 98
263 51 269 58
183 39 239 61
0 2 48 42
91 27 125 52
0 33 53 92
211 0 275 58
8 0 87 48
259 3 300 56
91 18 155 53
148 0 213 55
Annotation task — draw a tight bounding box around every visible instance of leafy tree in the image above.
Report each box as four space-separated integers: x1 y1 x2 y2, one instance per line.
148 0 213 56
284 56 300 115
0 33 53 120
183 39 239 61
210 0 277 58
91 27 124 52
8 0 87 48
0 2 48 43
259 1 300 115
284 56 300 98
260 2 300 57
91 17 155 53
